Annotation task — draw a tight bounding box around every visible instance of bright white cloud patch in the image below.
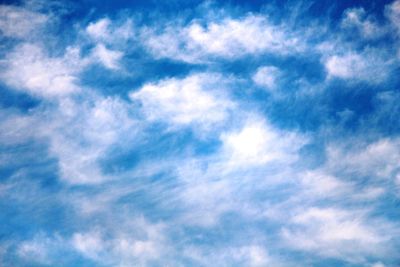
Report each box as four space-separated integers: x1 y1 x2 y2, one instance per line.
221 119 304 167
326 138 400 179
143 14 302 62
130 73 233 128
0 44 85 98
71 217 168 266
86 18 112 40
173 117 306 227
282 207 390 261
324 50 391 83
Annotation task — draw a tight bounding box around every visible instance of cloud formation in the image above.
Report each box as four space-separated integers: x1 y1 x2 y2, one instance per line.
1 0 400 266
143 14 303 62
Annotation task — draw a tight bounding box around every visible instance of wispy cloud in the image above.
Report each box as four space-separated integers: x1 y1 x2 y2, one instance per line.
142 14 304 62
129 73 234 130
1 0 400 266
0 5 48 39
0 43 84 98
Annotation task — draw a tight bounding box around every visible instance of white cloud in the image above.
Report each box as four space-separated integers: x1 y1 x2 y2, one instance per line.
282 207 389 261
371 262 386 267
252 66 281 90
85 18 132 70
326 138 400 179
0 38 135 185
324 50 391 83
18 241 49 263
86 17 134 44
17 234 64 265
143 14 302 62
177 177 233 226
0 95 137 185
0 111 37 146
91 43 123 69
299 170 353 197
1 4 399 267
47 96 136 184
182 244 278 267
325 53 362 79
0 5 48 39
129 73 233 129
86 18 112 40
173 116 306 227
0 44 86 98
386 0 400 34
341 8 383 39
291 209 378 243
71 217 168 267
240 245 270 267
221 118 305 167
72 231 104 260
226 245 271 267
15 216 168 267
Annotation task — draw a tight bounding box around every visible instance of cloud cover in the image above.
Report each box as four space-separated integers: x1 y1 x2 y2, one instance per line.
0 0 400 266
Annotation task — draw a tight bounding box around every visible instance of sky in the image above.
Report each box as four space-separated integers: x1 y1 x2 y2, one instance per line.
0 0 400 266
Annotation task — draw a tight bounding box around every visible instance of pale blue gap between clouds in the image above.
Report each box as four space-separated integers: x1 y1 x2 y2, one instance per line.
0 0 400 266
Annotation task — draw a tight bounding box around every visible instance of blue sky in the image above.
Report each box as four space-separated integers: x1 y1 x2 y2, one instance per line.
1 0 400 266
